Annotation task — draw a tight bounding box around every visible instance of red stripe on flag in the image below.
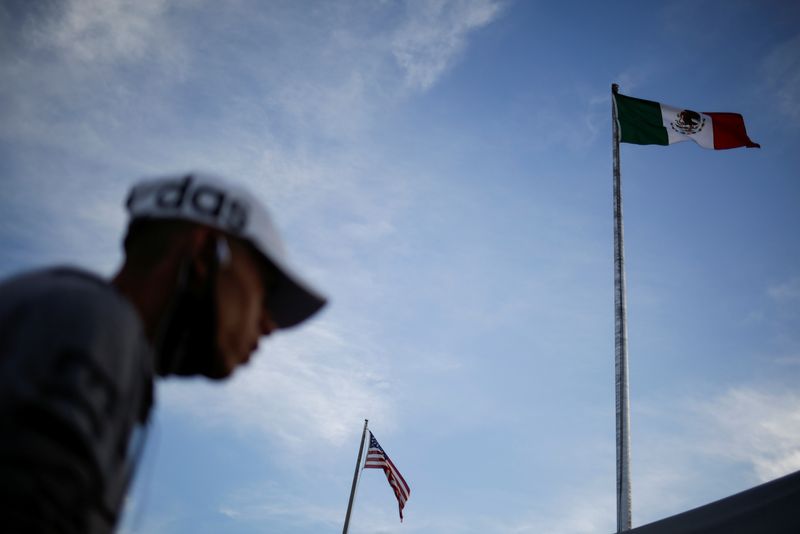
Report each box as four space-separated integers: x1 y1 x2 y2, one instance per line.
385 456 411 496
363 433 411 521
706 112 760 149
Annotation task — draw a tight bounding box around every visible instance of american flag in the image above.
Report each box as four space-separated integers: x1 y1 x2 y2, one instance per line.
364 431 411 521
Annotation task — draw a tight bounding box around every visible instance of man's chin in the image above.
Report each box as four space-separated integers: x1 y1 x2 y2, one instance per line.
202 355 237 379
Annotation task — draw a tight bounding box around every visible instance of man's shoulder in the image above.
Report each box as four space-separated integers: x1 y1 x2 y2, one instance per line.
0 266 154 389
0 265 108 291
0 267 146 354
0 266 127 319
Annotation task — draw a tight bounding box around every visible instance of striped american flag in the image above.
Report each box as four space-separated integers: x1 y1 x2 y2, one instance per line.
364 431 411 521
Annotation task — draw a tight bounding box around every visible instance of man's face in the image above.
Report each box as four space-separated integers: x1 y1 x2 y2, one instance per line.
213 240 278 376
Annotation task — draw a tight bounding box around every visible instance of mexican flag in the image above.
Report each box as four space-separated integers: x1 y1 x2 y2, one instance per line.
614 92 760 150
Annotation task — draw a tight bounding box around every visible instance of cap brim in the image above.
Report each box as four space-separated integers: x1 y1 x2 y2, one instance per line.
263 256 327 329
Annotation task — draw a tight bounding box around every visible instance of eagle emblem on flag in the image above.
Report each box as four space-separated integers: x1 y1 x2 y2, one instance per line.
670 109 706 135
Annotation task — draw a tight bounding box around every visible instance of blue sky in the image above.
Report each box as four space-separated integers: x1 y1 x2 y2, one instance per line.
1 1 799 533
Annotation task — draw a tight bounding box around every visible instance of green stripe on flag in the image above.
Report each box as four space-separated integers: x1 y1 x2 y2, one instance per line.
614 93 669 146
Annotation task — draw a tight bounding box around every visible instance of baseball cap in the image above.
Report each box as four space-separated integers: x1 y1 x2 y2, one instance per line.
125 172 326 328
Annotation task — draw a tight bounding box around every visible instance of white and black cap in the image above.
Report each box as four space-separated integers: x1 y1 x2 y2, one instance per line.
125 172 326 328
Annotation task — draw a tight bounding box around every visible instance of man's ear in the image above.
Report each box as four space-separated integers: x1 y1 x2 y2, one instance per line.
187 226 217 281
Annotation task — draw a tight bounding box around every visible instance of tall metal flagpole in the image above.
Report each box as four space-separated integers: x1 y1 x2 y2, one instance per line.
342 419 369 534
611 83 632 532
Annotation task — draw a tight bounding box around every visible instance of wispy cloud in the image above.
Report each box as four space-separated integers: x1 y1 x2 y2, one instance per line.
692 386 800 482
217 481 342 529
27 0 177 65
390 0 505 91
216 481 616 534
160 319 395 453
774 355 800 366
0 0 506 272
768 276 800 301
494 487 615 534
520 88 608 152
6 0 511 475
251 378 796 534
762 33 800 123
610 384 800 527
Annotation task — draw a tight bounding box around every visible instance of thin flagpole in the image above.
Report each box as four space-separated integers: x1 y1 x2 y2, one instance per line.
612 83 632 532
342 419 369 534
